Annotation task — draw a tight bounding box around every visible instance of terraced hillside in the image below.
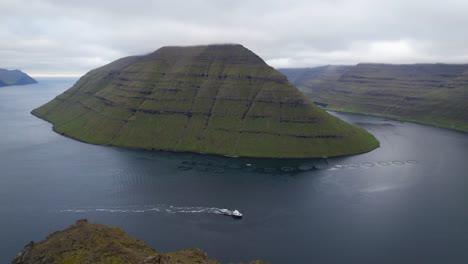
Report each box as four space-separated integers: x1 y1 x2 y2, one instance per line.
0 69 37 87
279 64 468 132
32 44 378 158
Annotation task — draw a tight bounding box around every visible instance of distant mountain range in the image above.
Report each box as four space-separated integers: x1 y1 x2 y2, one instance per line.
279 63 468 132
0 69 37 87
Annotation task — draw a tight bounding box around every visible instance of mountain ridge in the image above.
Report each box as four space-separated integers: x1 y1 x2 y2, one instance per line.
279 63 468 132
32 44 378 158
0 69 37 87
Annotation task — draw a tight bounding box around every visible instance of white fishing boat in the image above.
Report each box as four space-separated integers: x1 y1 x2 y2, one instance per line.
219 209 243 218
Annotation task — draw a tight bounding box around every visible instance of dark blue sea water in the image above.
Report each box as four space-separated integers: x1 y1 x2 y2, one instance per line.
1 78 467 263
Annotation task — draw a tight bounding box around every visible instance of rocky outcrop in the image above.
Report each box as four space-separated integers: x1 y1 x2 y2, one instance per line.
279 63 468 132
12 219 266 264
32 44 378 158
0 69 37 87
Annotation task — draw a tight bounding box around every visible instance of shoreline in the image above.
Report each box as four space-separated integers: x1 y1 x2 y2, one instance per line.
30 110 378 160
325 108 468 134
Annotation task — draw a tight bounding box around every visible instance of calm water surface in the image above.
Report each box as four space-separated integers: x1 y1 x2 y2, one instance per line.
0 78 467 263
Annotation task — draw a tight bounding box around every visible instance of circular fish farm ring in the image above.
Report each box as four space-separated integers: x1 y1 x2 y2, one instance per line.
348 163 359 168
362 162 374 167
377 161 390 166
298 165 314 171
406 160 419 164
392 161 405 165
281 166 295 172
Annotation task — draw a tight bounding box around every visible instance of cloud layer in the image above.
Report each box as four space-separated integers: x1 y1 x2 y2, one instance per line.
2 0 468 76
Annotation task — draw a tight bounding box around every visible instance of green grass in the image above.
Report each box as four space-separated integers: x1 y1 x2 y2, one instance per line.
279 64 468 133
32 44 379 158
12 219 225 264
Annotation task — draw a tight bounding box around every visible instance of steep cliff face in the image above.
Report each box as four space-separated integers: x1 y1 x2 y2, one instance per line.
32 44 378 158
280 63 468 132
12 219 224 264
0 69 37 87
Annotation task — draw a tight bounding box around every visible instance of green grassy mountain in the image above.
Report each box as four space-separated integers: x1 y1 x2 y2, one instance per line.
32 44 378 158
12 219 265 264
279 64 468 132
0 69 37 87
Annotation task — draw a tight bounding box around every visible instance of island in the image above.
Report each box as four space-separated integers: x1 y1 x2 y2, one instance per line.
12 219 265 264
32 44 379 158
279 63 468 132
0 69 37 87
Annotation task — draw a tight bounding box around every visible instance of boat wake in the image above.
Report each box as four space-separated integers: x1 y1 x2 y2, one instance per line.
59 204 242 217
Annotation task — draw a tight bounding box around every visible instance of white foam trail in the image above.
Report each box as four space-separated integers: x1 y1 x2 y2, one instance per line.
59 205 229 215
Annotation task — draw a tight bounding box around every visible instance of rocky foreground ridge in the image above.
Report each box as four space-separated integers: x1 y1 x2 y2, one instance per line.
32 44 378 158
0 69 37 87
12 219 265 264
279 63 468 132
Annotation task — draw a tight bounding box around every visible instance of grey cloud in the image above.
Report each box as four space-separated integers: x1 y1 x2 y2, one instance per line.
1 0 467 76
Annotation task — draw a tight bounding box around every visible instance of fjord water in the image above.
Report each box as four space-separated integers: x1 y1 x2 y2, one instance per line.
1 78 467 263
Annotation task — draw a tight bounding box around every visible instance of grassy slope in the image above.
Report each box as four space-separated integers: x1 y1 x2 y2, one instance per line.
12 219 224 264
32 45 378 158
279 64 468 133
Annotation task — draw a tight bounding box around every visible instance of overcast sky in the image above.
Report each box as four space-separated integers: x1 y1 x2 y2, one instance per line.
2 0 468 76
